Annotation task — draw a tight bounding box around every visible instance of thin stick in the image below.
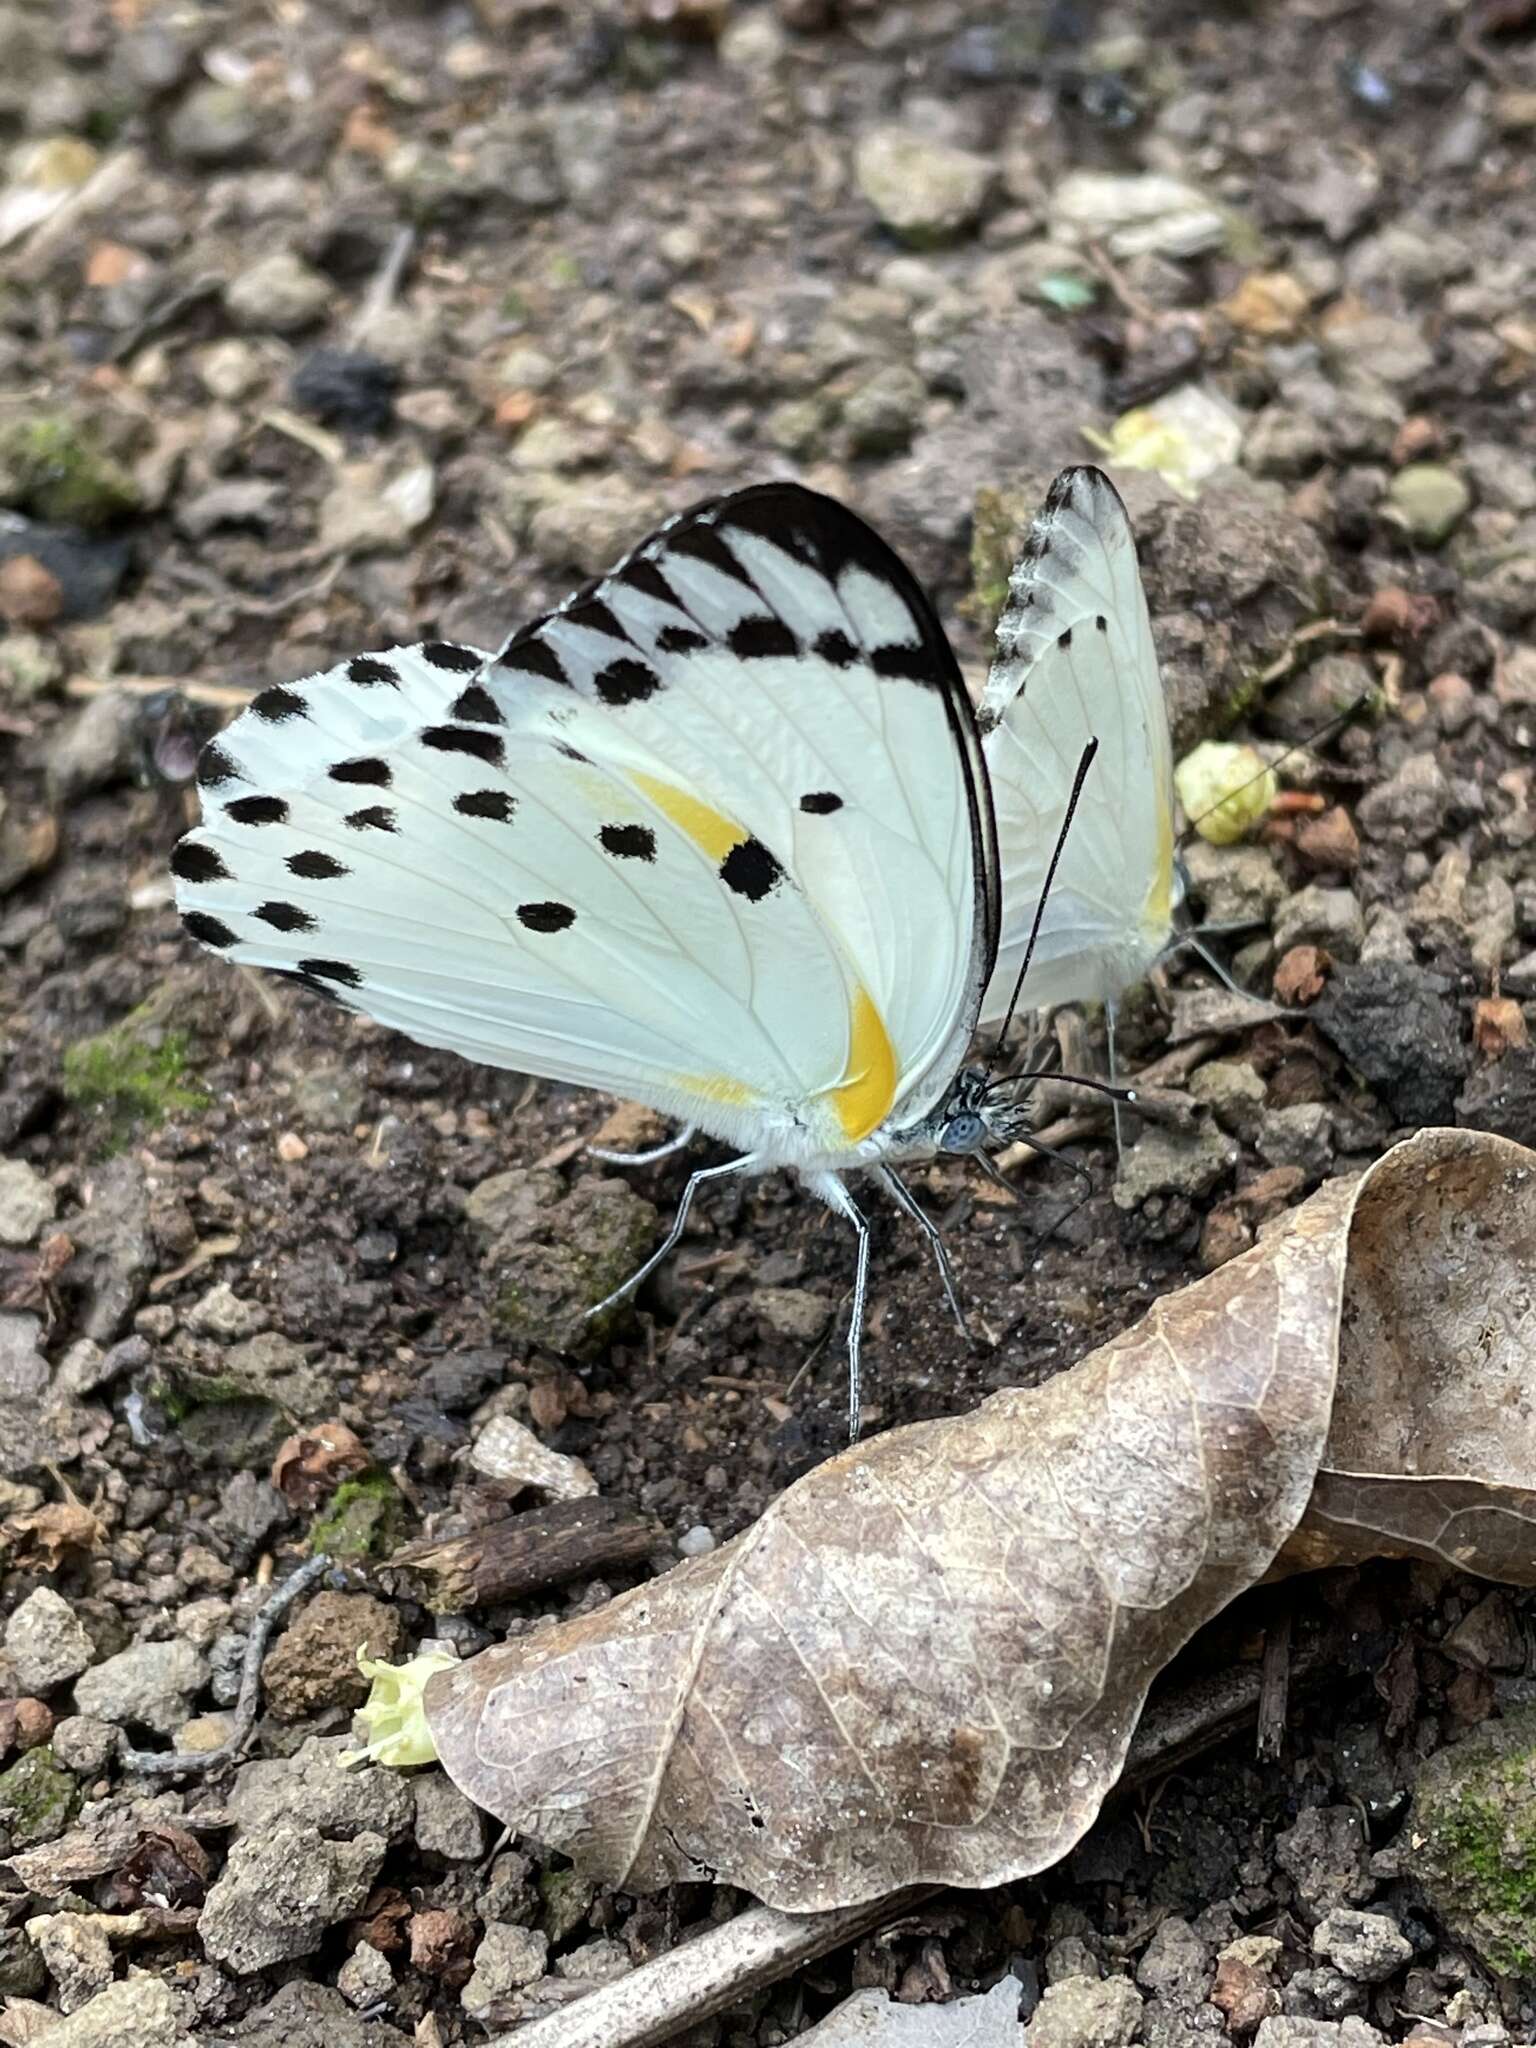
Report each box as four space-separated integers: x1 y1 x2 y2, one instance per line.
494 1657 1298 2048
116 1554 332 1778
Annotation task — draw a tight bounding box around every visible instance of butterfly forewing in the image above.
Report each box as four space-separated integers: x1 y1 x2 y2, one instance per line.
174 486 997 1163
977 466 1175 1025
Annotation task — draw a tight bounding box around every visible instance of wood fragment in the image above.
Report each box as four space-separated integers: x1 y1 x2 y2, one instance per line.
387 1498 660 1612
1256 1607 1293 1762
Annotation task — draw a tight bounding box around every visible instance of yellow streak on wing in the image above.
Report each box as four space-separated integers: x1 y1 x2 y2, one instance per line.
830 987 897 1142
1143 786 1176 939
675 1073 757 1107
632 773 745 863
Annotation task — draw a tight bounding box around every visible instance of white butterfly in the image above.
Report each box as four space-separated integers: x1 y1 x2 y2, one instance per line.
977 467 1181 1105
172 483 1064 1436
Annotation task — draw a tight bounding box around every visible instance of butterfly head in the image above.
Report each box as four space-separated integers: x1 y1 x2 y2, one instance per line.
931 1067 1035 1156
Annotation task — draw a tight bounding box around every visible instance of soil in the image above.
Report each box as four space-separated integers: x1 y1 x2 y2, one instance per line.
1 0 1535 2041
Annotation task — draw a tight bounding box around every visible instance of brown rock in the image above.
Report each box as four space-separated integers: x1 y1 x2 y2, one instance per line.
1361 585 1440 642
1212 1955 1278 2035
410 1906 477 1986
0 555 63 628
260 1590 404 1722
1274 945 1330 1005
1294 806 1361 874
1473 996 1529 1062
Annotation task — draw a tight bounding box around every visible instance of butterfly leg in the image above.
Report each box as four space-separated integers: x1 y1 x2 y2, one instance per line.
1106 997 1125 1163
874 1164 970 1343
802 1170 870 1442
587 1123 698 1167
585 1152 759 1321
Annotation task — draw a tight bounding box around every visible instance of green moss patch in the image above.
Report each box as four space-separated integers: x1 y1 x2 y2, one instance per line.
62 1012 210 1151
0 415 141 530
310 1473 404 1561
0 1747 80 1852
1410 1705 1536 1981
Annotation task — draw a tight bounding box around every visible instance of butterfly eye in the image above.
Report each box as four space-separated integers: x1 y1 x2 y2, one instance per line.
940 1110 986 1154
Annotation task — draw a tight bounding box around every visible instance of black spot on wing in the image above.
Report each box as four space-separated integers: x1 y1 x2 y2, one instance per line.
226 795 288 825
620 555 681 606
298 957 364 988
1057 627 1074 650
251 685 307 722
720 836 782 902
287 850 348 880
799 791 843 815
517 901 575 933
348 656 399 687
599 823 656 861
198 742 243 790
255 901 317 933
728 616 798 660
595 657 660 706
421 641 481 672
1095 614 1108 632
665 518 755 586
346 806 397 832
563 595 628 641
421 725 505 766
657 624 708 656
814 628 858 668
870 642 937 684
182 910 237 948
449 683 504 725
329 757 391 787
455 790 515 822
170 840 231 883
496 636 569 688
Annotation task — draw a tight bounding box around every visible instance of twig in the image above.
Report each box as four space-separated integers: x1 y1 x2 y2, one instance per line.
10 149 144 275
495 1657 1313 2048
65 674 255 710
117 1554 332 1778
349 226 416 346
1256 1605 1293 1762
995 1036 1219 1176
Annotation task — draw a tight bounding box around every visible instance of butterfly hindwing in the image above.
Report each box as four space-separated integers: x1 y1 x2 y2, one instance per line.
174 487 998 1161
977 466 1175 1025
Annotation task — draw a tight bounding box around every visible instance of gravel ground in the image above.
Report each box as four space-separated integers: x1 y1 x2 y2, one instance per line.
2 0 1536 2041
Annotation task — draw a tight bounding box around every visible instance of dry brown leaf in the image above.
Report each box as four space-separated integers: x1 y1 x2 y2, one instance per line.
1278 1129 1536 1582
423 1130 1536 1913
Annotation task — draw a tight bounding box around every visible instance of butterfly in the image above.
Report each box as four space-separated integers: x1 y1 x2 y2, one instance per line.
977 467 1181 1122
171 481 1102 1436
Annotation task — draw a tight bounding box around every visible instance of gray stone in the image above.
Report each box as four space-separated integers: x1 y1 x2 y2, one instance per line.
1029 1974 1144 2048
555 1935 630 1982
1114 1123 1238 1210
1443 1590 1526 1673
34 1975 191 2046
5 1589 94 1694
336 1938 394 2008
0 1160 54 1247
185 1281 267 1340
229 1735 414 1844
1313 961 1467 1126
1254 2022 1384 2048
462 1923 550 2016
412 1770 486 1861
1385 464 1471 545
1310 1909 1412 1984
225 251 333 335
73 1639 207 1736
1360 908 1415 967
166 82 262 163
198 1820 385 1973
1136 1917 1211 2002
1257 1104 1333 1179
1181 842 1287 929
221 1980 411 2048
23 1912 111 2013
1188 1061 1266 1141
1356 752 1450 846
1273 886 1365 960
841 363 927 454
50 1717 115 1776
748 1287 832 1343
44 693 142 804
1274 1806 1374 1922
1463 440 1536 514
855 127 994 246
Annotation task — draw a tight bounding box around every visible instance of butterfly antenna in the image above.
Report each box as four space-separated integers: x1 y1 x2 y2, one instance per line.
971 1144 1096 1252
1001 1070 1136 1106
1176 693 1373 849
985 737 1100 1076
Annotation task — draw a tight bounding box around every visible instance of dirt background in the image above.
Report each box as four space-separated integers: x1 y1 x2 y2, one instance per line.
1 0 1535 2041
